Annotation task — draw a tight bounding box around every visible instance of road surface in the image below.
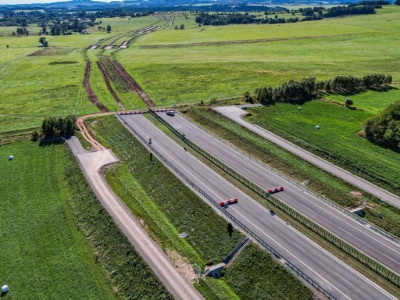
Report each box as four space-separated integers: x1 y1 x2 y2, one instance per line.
119 114 397 300
66 136 204 300
157 111 400 277
213 105 400 210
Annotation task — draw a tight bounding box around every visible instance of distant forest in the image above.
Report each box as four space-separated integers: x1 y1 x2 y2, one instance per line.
195 4 379 26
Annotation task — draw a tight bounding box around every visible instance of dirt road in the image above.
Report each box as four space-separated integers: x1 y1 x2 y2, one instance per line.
67 136 203 300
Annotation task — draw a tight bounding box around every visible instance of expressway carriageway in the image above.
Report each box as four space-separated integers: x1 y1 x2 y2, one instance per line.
155 111 400 278
119 114 396 300
214 105 400 210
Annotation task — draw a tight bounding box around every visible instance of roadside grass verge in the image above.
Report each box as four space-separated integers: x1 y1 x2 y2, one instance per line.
91 115 244 265
224 244 313 300
90 115 313 299
184 108 400 238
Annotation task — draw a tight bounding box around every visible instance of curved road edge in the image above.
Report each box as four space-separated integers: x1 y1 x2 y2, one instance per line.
66 136 204 300
213 106 400 209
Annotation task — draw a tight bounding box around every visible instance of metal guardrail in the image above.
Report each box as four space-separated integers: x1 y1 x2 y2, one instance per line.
183 109 400 244
223 237 250 264
148 110 400 288
117 113 337 300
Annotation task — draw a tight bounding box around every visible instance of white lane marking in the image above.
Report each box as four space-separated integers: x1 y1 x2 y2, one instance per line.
285 218 398 300
169 114 400 263
125 115 396 300
335 272 353 286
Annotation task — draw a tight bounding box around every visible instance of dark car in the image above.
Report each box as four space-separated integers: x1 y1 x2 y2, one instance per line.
269 210 275 216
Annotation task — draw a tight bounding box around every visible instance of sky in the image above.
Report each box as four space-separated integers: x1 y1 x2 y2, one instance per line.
0 0 122 5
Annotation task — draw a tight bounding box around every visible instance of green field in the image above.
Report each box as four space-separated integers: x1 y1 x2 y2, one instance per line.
0 141 113 299
0 140 173 299
0 15 159 133
116 6 400 106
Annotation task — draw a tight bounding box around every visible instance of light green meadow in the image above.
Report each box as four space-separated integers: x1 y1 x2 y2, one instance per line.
116 6 400 106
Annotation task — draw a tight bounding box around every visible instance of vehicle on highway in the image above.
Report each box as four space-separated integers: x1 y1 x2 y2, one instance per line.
269 210 275 216
148 137 152 144
268 186 284 194
166 110 175 116
219 198 238 207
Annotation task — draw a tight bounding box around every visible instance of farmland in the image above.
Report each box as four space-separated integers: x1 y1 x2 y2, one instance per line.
117 6 400 106
0 15 159 133
0 140 172 299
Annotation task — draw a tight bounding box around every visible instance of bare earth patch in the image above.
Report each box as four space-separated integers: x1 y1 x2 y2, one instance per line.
166 249 198 283
350 191 363 198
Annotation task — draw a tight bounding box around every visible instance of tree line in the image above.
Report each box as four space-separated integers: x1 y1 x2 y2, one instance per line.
41 116 76 138
253 74 392 105
364 100 400 151
195 4 378 26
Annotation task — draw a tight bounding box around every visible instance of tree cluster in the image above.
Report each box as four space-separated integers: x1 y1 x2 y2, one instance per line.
41 116 76 138
255 74 392 105
364 100 400 150
325 5 375 18
13 27 29 36
93 9 153 18
174 24 185 30
39 37 48 47
195 12 257 25
350 1 390 6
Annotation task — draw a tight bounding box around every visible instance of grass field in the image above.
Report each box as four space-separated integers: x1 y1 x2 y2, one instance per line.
0 15 159 133
0 140 173 299
116 6 400 106
0 141 113 299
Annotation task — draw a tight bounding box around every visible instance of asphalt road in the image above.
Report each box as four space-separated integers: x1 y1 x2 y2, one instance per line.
66 136 204 300
120 114 397 300
157 112 400 277
213 105 400 209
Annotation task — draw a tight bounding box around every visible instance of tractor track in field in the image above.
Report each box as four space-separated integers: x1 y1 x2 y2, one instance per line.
110 60 155 108
83 62 109 113
139 33 366 49
96 61 126 110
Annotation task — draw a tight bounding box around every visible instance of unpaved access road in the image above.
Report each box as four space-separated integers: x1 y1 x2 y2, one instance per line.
67 136 203 300
214 105 400 210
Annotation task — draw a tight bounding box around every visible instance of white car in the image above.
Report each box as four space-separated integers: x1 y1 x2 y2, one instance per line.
166 110 175 116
